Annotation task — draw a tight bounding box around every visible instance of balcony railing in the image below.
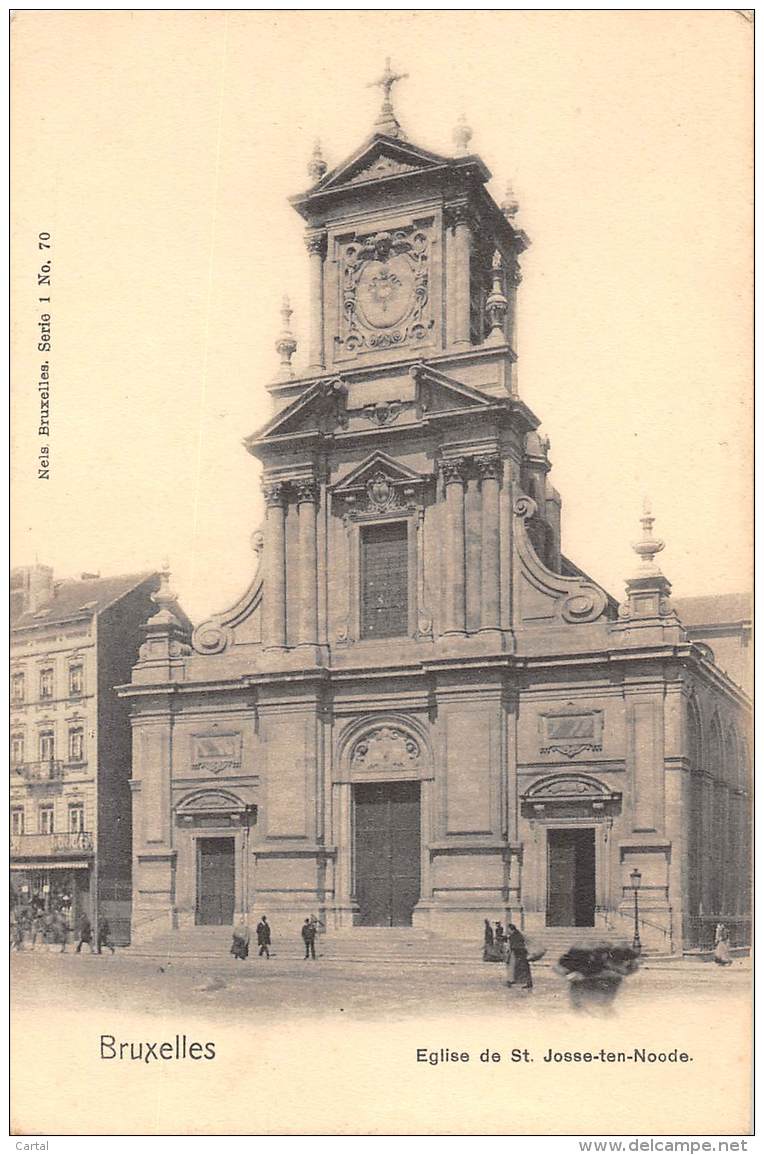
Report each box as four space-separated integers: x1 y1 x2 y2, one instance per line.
10 831 94 857
11 760 64 782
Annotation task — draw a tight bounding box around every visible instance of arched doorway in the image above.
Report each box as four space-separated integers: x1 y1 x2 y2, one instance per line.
174 789 255 927
354 779 421 926
520 774 622 930
342 720 429 927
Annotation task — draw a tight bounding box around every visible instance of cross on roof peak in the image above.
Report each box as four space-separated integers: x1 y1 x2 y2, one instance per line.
367 57 408 139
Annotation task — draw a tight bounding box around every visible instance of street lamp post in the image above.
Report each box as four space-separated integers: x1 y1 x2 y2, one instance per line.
630 867 642 954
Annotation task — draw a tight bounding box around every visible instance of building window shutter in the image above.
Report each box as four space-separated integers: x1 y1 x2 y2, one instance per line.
360 521 408 639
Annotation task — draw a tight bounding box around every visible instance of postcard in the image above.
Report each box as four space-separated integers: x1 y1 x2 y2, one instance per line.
10 10 752 1138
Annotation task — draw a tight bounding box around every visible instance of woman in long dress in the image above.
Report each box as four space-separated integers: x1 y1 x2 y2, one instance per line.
714 923 732 966
230 920 250 961
505 924 533 990
483 919 494 962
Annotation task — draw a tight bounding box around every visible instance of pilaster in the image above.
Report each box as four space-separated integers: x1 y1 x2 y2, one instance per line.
305 232 327 371
261 480 288 650
444 203 473 348
296 479 319 646
440 458 467 635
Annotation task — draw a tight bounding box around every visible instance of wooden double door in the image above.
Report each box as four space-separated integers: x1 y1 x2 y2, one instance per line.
354 781 421 927
196 837 235 925
546 827 596 927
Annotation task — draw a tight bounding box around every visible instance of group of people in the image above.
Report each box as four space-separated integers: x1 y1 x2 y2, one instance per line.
230 914 323 961
10 906 114 954
483 916 644 1010
483 920 535 989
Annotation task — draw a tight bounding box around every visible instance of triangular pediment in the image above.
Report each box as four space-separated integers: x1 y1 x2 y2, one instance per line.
245 379 347 446
410 363 497 413
331 451 430 495
313 135 450 194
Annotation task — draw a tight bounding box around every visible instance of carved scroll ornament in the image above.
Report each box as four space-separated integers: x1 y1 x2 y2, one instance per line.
350 727 422 772
340 226 431 354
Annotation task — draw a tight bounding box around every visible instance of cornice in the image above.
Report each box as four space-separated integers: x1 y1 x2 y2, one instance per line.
266 342 523 398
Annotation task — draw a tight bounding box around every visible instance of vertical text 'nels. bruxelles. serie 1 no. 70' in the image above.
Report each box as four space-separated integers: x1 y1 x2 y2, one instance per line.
37 230 51 479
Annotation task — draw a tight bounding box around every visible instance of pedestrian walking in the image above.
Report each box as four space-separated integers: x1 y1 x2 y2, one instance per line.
51 912 68 953
10 910 26 952
302 918 317 960
75 914 94 954
230 919 250 960
256 914 271 958
30 911 44 950
483 919 494 962
494 921 506 956
714 922 733 966
505 923 533 990
97 918 116 954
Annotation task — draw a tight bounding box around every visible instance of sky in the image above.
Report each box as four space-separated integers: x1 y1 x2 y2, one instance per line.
11 11 752 624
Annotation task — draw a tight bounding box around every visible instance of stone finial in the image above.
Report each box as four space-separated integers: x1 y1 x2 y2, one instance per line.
148 561 181 626
452 114 473 156
368 57 408 139
501 182 520 220
631 499 665 576
308 140 327 184
617 500 681 627
485 250 509 344
275 295 297 378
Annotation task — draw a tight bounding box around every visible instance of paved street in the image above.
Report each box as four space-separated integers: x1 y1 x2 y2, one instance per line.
10 946 750 1024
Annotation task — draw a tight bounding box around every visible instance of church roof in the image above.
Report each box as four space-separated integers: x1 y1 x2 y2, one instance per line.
290 132 492 220
673 593 752 629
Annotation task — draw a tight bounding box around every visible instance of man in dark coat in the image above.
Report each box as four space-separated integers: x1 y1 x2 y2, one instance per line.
505 924 533 990
301 918 317 960
256 915 271 958
75 914 92 954
97 917 116 954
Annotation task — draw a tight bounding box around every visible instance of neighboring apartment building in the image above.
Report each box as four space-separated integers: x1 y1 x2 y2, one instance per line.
10 566 165 942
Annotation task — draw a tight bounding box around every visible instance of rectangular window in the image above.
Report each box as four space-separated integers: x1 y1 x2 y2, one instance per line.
11 672 24 702
68 803 85 834
11 808 25 837
39 805 54 835
39 668 54 700
11 733 24 764
68 665 83 697
360 521 409 639
69 665 84 697
68 727 84 763
39 730 55 762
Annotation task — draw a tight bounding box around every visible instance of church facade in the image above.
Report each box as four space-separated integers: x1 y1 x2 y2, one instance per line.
121 75 751 953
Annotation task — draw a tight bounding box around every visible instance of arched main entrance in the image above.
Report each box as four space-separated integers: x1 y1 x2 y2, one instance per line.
354 779 421 926
340 719 429 928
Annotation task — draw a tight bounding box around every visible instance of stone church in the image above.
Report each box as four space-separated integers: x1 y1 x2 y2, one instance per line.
122 68 751 953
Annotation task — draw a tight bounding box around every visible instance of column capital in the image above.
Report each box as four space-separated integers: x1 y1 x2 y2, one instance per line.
443 202 475 231
295 478 320 505
304 231 327 257
475 453 502 481
262 480 288 507
440 457 467 486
